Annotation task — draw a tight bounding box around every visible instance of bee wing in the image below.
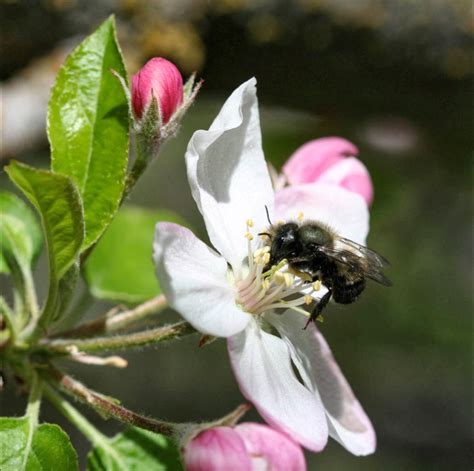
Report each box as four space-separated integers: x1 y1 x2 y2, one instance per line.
319 238 392 286
338 237 391 268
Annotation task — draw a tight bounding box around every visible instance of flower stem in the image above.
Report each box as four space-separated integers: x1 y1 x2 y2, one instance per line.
0 296 15 344
43 384 108 446
26 370 43 426
21 371 43 470
122 133 158 203
44 364 177 436
52 295 168 339
41 320 196 354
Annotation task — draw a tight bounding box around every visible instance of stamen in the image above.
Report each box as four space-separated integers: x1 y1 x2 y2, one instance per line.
297 211 304 221
312 280 321 291
235 227 315 321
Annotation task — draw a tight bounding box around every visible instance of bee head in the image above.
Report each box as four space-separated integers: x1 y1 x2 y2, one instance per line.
268 222 300 265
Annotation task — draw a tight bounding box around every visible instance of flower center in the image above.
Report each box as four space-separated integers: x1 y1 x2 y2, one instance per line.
235 219 321 317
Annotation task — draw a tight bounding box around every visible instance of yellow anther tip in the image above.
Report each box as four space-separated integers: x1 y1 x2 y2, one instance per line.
312 280 322 291
244 232 254 241
304 295 313 305
284 273 294 287
246 219 254 228
297 211 304 221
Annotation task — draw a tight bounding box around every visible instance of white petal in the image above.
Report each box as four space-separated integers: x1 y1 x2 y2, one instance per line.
227 319 328 451
153 222 249 337
185 78 274 275
275 183 369 244
268 311 376 456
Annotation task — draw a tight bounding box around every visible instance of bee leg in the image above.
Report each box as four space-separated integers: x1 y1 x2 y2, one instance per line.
304 289 332 330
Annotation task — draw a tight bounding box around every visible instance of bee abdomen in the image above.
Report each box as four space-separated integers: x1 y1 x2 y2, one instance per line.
332 277 365 304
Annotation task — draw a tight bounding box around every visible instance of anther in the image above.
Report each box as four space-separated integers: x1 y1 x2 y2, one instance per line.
304 295 313 305
244 231 254 241
284 273 294 287
297 211 304 221
274 271 286 284
246 219 254 228
312 280 321 291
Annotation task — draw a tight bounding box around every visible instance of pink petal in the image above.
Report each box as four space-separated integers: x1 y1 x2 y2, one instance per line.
316 157 373 206
153 222 250 337
283 137 358 185
132 57 183 123
184 427 252 471
235 422 306 471
275 183 369 244
227 320 328 451
185 78 274 276
269 311 376 456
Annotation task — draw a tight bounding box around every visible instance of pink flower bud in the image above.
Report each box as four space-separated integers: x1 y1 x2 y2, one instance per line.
132 57 183 124
184 423 306 471
282 137 374 205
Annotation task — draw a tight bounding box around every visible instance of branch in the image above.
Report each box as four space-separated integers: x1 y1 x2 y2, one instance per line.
52 295 167 339
40 321 196 354
43 364 177 436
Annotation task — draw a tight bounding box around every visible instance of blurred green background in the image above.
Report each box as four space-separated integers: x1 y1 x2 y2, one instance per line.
1 1 472 469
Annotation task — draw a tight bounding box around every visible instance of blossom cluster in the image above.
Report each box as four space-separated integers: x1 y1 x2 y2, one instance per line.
136 59 377 469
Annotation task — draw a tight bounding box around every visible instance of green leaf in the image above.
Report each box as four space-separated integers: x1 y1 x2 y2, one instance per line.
0 418 78 471
87 427 183 471
5 161 84 281
84 206 186 303
48 16 129 250
6 161 84 325
0 191 42 274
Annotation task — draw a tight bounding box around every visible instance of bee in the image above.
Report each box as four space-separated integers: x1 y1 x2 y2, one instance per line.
261 218 391 327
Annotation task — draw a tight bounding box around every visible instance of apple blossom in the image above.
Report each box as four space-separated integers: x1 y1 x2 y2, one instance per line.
184 422 306 471
153 78 376 455
132 57 183 124
283 137 374 205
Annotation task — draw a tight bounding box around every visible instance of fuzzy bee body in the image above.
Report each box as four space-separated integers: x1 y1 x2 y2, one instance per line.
262 220 391 326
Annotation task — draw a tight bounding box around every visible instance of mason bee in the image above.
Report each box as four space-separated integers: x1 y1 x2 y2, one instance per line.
261 218 391 327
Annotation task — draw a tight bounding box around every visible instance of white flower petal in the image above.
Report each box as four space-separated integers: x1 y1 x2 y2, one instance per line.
227 319 328 451
275 183 369 244
185 78 274 274
153 222 249 337
268 311 376 456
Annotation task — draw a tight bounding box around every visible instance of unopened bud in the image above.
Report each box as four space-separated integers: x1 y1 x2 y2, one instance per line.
132 57 183 124
183 423 306 471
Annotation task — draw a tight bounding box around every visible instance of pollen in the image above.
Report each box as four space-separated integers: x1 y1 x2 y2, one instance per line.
304 294 313 305
312 280 321 291
297 211 304 221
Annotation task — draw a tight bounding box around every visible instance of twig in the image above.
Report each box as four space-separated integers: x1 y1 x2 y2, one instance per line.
40 321 196 354
52 295 167 339
43 364 177 436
